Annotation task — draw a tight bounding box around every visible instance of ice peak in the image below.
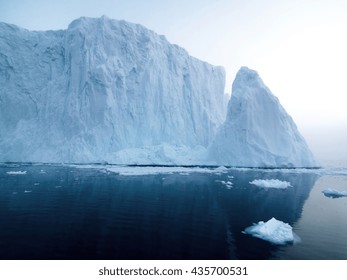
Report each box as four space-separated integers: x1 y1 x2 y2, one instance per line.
238 66 258 76
100 14 110 21
68 16 113 30
233 66 264 89
67 16 88 29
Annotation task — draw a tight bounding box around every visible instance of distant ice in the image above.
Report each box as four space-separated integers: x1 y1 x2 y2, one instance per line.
322 188 347 198
249 179 291 189
68 164 347 177
6 171 27 175
243 217 296 245
24 190 32 193
261 167 347 176
222 166 347 177
104 166 229 176
216 166 228 171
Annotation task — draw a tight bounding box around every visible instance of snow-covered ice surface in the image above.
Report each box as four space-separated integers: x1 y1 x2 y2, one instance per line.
209 67 319 168
250 179 292 189
0 16 226 164
322 188 347 198
6 171 27 175
244 218 297 245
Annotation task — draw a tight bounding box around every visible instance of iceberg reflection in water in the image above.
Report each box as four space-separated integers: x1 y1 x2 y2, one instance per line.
1 164 346 259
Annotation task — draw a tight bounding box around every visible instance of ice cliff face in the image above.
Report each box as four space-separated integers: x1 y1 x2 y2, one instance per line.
0 16 226 163
209 67 319 167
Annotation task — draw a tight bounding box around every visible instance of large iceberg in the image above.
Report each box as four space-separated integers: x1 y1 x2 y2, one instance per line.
0 17 318 167
208 67 319 168
0 16 226 164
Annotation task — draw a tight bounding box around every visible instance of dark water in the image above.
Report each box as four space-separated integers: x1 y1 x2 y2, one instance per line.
0 164 346 260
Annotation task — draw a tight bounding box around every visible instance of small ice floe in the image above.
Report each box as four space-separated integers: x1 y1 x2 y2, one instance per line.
6 171 27 175
55 186 62 188
216 180 233 188
249 179 291 189
243 217 298 245
214 166 229 175
12 192 18 195
322 188 347 199
100 169 111 175
39 170 46 174
24 190 32 193
34 183 40 186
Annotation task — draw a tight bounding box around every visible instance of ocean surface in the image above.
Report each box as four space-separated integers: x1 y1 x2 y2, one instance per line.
0 163 347 260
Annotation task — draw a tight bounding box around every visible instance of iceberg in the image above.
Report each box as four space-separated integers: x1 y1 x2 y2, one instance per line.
0 16 226 164
249 179 292 189
243 217 296 245
322 188 347 198
209 67 319 168
0 17 318 167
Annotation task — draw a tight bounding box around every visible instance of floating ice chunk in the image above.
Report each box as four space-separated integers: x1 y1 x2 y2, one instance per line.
214 166 229 175
243 217 295 245
250 179 291 189
24 190 32 193
322 188 347 198
215 166 228 171
216 180 233 188
6 171 27 175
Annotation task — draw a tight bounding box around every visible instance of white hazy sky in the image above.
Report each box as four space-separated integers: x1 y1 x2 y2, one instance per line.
1 0 346 165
